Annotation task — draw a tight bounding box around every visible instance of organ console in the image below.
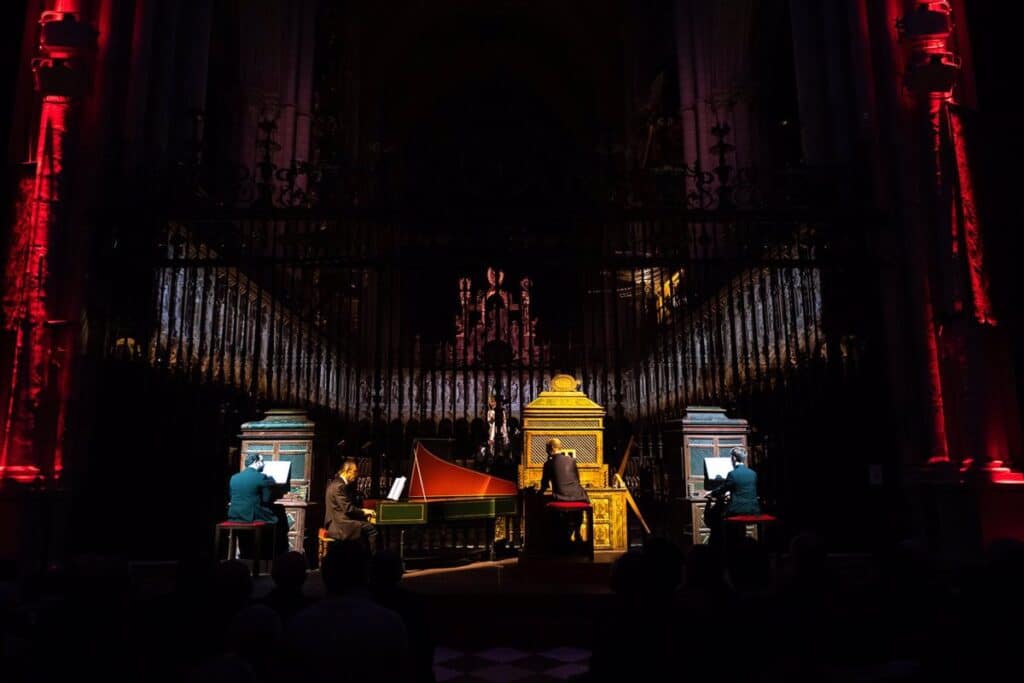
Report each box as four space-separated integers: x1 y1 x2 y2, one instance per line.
239 409 318 555
662 406 750 545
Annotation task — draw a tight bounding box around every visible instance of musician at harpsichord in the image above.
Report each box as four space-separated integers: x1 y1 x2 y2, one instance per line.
324 459 379 552
538 438 590 544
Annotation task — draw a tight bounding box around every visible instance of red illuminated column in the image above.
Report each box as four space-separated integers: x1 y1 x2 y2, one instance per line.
898 2 1022 473
870 1 954 465
0 3 96 483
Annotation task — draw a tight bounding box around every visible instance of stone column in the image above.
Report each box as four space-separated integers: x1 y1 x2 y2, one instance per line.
867 0 952 466
896 1 1021 474
884 1 1024 553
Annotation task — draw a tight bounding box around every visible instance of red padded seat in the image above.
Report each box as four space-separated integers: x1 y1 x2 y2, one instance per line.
542 501 595 560
724 513 778 546
726 514 777 523
545 501 592 510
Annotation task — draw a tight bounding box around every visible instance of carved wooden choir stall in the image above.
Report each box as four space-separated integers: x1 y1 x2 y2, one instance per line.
239 409 318 554
519 374 629 559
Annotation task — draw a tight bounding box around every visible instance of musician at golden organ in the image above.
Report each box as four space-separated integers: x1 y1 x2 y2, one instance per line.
538 437 591 545
520 375 631 558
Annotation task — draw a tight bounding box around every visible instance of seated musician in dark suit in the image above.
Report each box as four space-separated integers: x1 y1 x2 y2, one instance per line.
705 446 760 547
227 453 281 559
324 459 379 552
538 438 590 547
228 453 279 523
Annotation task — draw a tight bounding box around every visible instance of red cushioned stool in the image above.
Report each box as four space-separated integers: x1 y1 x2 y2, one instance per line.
545 501 595 560
317 527 335 567
214 521 276 577
725 513 778 544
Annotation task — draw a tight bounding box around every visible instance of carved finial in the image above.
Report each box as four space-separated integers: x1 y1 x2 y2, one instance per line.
550 374 580 392
487 267 504 289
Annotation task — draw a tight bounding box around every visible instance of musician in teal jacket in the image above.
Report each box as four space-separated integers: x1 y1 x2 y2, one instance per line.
705 447 760 547
228 453 279 523
715 447 761 516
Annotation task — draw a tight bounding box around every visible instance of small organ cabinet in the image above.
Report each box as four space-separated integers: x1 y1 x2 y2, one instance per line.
239 409 317 554
663 407 749 545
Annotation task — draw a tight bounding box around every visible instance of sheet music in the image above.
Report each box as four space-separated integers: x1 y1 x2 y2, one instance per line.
703 456 733 481
387 476 407 501
263 460 291 484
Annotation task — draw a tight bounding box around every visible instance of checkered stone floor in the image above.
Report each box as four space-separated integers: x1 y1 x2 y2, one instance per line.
434 645 591 682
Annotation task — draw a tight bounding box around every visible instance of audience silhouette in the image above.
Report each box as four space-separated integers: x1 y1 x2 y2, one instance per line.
370 550 436 682
5 533 1023 683
261 551 313 621
285 540 408 682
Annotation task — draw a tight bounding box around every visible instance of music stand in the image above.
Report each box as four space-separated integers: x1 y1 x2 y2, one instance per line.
386 476 407 501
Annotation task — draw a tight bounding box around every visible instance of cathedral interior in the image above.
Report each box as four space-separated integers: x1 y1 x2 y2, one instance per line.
1 1 1024 678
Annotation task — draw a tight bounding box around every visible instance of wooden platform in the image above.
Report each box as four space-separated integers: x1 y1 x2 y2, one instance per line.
288 556 618 647
131 555 624 647
401 558 617 648
401 555 619 594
